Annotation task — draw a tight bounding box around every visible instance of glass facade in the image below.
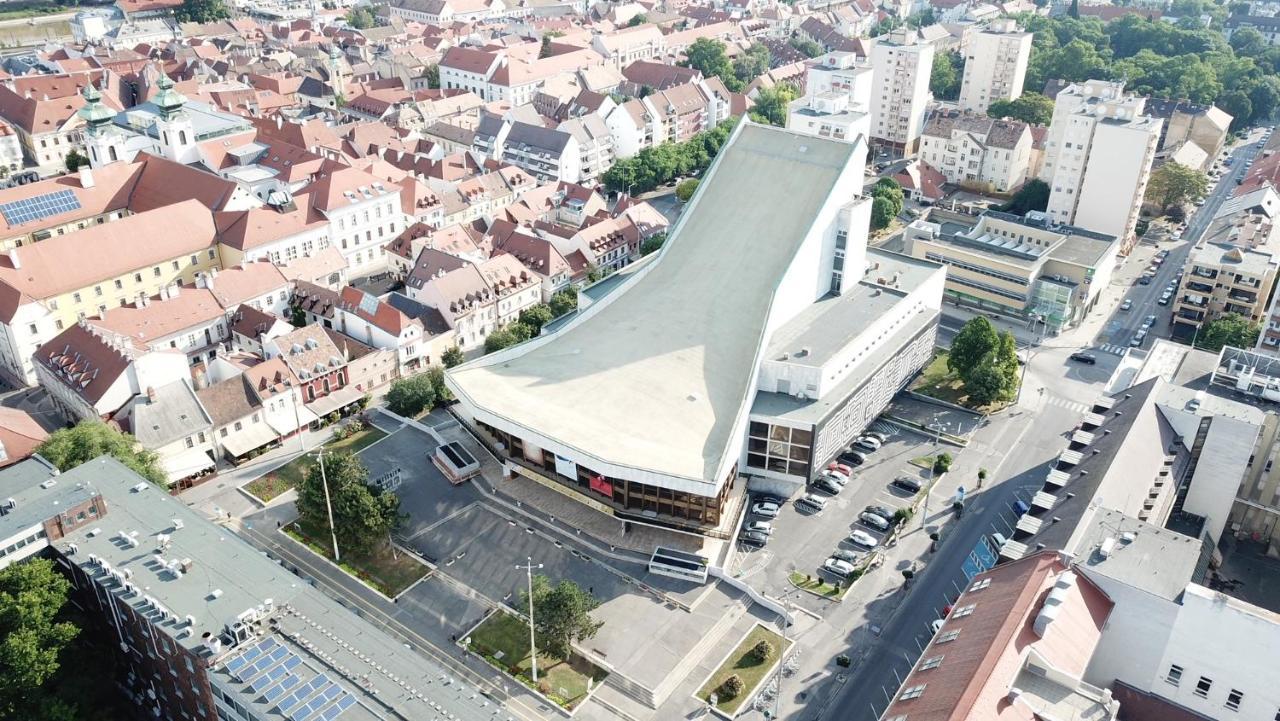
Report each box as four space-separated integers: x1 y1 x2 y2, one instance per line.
746 421 813 478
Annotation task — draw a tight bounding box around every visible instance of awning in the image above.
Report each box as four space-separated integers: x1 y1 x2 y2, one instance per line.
1058 450 1084 466
304 386 364 418
162 448 215 483
999 539 1028 561
220 422 280 458
1081 412 1105 428
265 406 320 436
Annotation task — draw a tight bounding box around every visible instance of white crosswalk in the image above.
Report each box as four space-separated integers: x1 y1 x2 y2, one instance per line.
1097 343 1129 356
1045 395 1091 414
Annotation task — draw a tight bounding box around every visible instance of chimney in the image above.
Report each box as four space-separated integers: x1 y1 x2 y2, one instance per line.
276 114 283 129
146 386 157 402
7 248 18 270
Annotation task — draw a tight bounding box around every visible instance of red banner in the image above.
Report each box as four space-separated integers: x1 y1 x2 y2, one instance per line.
589 474 613 498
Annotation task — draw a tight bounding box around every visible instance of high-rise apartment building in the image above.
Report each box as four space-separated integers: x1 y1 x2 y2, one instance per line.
958 18 1032 115
1040 80 1162 251
786 51 873 143
870 29 934 156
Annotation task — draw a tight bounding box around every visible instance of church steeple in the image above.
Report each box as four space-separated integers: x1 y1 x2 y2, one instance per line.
152 74 187 120
76 82 116 136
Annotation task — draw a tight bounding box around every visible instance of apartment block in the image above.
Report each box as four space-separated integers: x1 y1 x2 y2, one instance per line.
1171 243 1279 339
919 110 1034 193
785 51 872 143
869 29 935 156
958 18 1032 115
1040 80 1162 251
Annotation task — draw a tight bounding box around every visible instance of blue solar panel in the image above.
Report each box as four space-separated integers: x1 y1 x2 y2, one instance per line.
262 674 301 703
249 659 293 693
277 674 331 714
0 190 82 227
293 684 343 721
316 692 355 721
238 646 291 682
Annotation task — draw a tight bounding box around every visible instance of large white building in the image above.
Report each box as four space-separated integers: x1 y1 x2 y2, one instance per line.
958 18 1032 115
870 29 935 156
446 122 945 533
1040 80 1162 252
919 110 1034 193
786 52 873 143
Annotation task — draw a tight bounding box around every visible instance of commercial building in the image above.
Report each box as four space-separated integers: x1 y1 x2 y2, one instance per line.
1170 242 1279 340
446 122 944 533
785 52 872 143
958 18 1032 115
869 29 935 156
1209 347 1280 554
0 455 494 721
902 209 1119 332
1040 80 1162 251
919 110 1034 193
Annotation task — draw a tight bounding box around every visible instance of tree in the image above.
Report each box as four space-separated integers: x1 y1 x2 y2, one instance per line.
296 452 400 554
386 373 437 416
425 365 450 404
930 51 962 101
518 304 555 334
1217 90 1253 130
626 13 646 26
963 353 1009 406
789 37 824 59
1196 313 1261 352
0 559 79 720
174 0 229 22
986 93 1055 125
683 38 736 89
732 42 772 88
37 421 164 485
521 575 603 659
426 64 440 90
640 232 666 256
748 84 797 126
1145 161 1209 212
1000 179 1050 215
442 346 465 368
1230 26 1268 57
719 674 745 699
948 317 999 377
750 639 774 663
345 6 375 28
675 178 700 202
869 177 905 231
549 288 579 317
1068 0 1079 19
871 196 897 231
63 149 88 173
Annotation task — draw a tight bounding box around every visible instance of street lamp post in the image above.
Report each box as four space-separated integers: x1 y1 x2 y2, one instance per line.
316 450 341 562
516 557 544 682
771 591 799 721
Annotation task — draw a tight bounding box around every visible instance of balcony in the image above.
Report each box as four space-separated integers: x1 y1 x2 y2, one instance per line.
1186 280 1214 294
1191 268 1219 280
1179 295 1208 308
1228 289 1258 304
1175 309 1205 323
1232 274 1262 289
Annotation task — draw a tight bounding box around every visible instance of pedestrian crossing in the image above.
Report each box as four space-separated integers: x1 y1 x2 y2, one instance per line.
1044 395 1091 414
1097 343 1129 356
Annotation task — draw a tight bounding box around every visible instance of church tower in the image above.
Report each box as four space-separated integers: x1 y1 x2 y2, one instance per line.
77 82 124 169
152 75 196 164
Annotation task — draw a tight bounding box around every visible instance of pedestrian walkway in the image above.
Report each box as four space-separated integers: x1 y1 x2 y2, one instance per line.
1043 394 1091 415
1097 343 1129 356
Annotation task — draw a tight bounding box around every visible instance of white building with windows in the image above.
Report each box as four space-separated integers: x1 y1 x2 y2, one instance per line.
307 167 405 279
1040 80 1162 252
870 28 935 156
958 18 1032 115
786 52 873 143
920 110 1034 193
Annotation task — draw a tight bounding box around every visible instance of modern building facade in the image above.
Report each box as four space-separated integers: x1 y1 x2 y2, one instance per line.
958 18 1032 115
1171 243 1279 340
446 122 944 534
1040 80 1162 251
869 29 935 156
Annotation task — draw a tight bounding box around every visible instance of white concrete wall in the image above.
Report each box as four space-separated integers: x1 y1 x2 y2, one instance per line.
1080 564 1179 692
1073 120 1159 243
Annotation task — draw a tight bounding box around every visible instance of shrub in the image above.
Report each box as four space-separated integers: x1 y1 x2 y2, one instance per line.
893 507 914 525
537 680 552 696
750 639 774 663
719 674 745 699
932 452 953 475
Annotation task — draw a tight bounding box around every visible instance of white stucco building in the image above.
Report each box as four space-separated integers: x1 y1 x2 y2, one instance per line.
958 18 1032 115
870 29 935 156
786 52 873 143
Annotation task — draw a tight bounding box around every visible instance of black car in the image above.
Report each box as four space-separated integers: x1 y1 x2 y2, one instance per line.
839 450 867 466
864 505 896 522
811 477 842 495
1069 352 1098 365
739 530 769 547
753 493 786 506
891 476 922 494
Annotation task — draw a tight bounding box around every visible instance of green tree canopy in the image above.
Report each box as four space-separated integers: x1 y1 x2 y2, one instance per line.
345 6 375 28
674 178 699 201
1145 161 1209 212
63 150 88 173
518 304 556 334
174 0 229 23
748 84 797 127
870 196 897 231
37 421 164 485
626 13 646 26
549 287 579 317
640 232 667 256
0 558 79 720
930 51 963 101
602 120 736 194
1195 313 1261 352
789 37 824 59
442 346 465 368
948 317 1000 377
386 373 437 417
683 38 736 88
963 351 1011 406
732 43 773 89
520 575 603 658
986 93 1054 125
296 452 401 554
1000 179 1051 215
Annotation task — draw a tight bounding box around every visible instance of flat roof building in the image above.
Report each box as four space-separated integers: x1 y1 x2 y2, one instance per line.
447 122 945 533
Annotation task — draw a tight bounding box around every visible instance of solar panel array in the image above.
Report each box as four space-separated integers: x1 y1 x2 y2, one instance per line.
222 634 364 721
277 673 331 714
289 684 343 721
0 189 82 227
356 290 380 317
262 673 301 704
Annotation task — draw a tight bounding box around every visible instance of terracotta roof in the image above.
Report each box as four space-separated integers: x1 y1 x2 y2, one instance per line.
216 195 327 252
35 323 137 406
0 70 120 135
89 287 223 346
278 247 348 287
269 325 346 381
242 356 297 398
228 304 285 341
0 406 48 467
293 281 342 319
116 0 182 14
0 199 217 301
195 375 260 427
200 262 289 308
338 285 417 336
303 165 397 214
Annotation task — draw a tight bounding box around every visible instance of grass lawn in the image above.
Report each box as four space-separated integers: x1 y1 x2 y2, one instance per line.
285 519 428 597
788 570 859 599
698 625 793 716
0 0 70 20
909 454 937 470
244 425 387 502
466 612 608 710
909 351 1015 412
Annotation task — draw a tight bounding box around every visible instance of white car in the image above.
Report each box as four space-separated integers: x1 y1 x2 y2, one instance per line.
931 619 945 634
751 502 780 518
859 512 890 531
848 530 879 548
819 470 849 486
822 558 856 577
745 520 774 535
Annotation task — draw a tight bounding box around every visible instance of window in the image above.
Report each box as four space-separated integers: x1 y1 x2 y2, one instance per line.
1167 665 1183 686
27 323 37 335
154 267 162 277
920 655 944 670
114 279 123 290
1195 677 1212 698
73 292 81 303
1226 689 1243 711
134 273 142 283
899 684 926 700
94 285 102 296
208 249 216 260
185 437 194 449
171 261 180 271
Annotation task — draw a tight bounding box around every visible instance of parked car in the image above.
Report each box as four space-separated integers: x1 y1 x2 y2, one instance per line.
1069 352 1098 365
745 520 774 535
853 436 881 452
864 505 896 522
1142 315 1157 329
822 558 856 577
739 530 769 547
839 450 867 466
848 530 879 548
1138 274 1153 285
819 470 849 486
812 477 842 495
859 512 890 531
931 619 945 634
830 549 860 564
826 462 855 477
796 494 828 512
1120 299 1133 311
863 430 890 444
1158 293 1172 306
751 502 780 518
753 493 786 507
891 476 923 494
1129 333 1145 347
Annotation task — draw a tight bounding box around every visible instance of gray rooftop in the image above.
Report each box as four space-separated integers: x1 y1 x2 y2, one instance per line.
448 123 863 484
1072 507 1201 601
0 455 88 535
124 379 213 449
38 456 493 721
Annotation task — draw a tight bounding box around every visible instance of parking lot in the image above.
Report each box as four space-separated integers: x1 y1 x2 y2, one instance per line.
733 424 959 614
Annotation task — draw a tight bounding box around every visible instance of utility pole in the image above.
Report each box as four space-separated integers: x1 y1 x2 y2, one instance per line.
516 556 544 681
317 451 340 562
